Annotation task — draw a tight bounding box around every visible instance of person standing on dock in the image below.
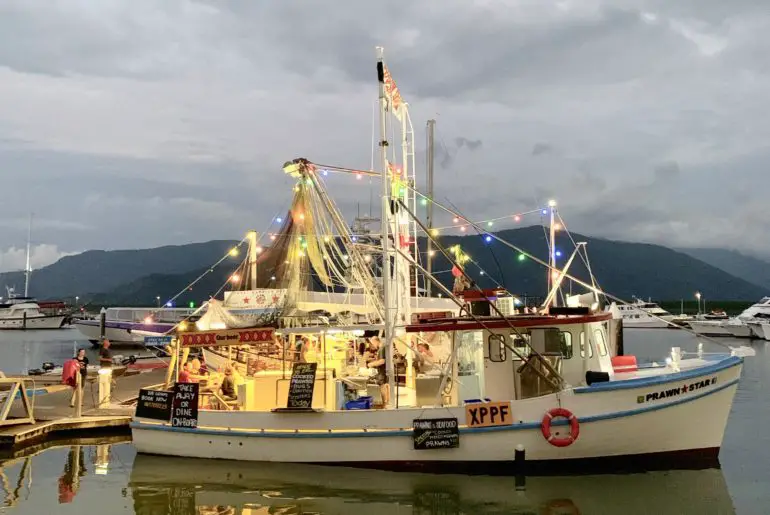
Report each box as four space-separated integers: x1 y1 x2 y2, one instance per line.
75 348 89 384
98 339 112 368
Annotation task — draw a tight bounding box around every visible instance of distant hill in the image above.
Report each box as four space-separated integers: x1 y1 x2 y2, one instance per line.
69 226 768 307
0 240 237 301
677 247 770 294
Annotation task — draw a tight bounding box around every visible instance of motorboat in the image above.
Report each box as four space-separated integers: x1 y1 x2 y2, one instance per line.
73 307 196 346
607 298 675 329
0 291 66 330
690 298 770 339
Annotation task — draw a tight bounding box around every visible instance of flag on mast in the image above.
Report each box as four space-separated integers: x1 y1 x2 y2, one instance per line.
382 64 405 122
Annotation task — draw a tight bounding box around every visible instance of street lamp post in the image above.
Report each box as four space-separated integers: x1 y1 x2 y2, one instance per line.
695 292 702 315
156 296 161 308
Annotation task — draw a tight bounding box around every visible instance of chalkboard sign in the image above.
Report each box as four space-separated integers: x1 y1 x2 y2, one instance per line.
287 362 318 409
171 382 199 428
135 388 172 421
413 418 460 450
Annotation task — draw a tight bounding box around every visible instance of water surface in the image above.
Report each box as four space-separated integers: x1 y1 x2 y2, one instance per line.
0 327 767 514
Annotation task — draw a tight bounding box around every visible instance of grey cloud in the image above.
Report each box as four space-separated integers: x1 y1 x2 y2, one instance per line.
532 143 554 156
0 0 769 265
654 161 681 180
455 137 482 151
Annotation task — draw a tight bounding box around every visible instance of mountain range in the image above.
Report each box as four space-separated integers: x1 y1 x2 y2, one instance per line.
1 226 767 307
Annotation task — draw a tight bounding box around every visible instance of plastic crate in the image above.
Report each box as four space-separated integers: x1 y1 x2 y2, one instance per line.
344 396 373 410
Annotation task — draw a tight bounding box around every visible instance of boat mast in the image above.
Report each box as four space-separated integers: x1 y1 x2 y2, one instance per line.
24 213 32 297
426 119 435 297
247 230 258 290
376 46 396 405
547 200 557 308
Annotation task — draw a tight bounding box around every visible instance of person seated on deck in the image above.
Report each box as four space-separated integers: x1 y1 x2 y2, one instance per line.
220 366 237 401
178 362 197 383
190 356 201 375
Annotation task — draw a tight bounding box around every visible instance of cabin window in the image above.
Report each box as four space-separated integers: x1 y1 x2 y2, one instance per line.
509 332 531 358
488 333 506 362
542 329 573 359
579 331 594 358
593 329 608 356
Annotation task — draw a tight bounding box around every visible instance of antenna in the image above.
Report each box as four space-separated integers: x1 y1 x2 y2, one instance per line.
24 213 33 297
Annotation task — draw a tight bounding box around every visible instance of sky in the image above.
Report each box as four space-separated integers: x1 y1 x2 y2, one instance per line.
1 0 769 272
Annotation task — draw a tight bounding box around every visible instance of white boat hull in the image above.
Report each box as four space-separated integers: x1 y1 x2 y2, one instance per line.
621 318 672 329
0 315 66 330
725 324 753 339
132 356 741 470
688 321 731 336
73 321 146 345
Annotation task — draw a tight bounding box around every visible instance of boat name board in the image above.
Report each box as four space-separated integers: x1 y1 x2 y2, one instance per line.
636 376 717 404
287 362 317 409
179 328 274 348
171 382 199 427
464 401 513 428
143 335 173 346
135 388 173 421
413 418 460 450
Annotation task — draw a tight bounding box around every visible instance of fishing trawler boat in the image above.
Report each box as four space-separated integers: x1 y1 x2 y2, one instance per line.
130 48 751 474
73 307 196 346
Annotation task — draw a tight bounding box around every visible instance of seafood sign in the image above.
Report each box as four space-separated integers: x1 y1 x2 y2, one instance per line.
413 418 460 450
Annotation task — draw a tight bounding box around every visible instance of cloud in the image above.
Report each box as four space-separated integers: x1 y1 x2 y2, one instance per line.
532 142 555 156
0 244 77 273
0 0 768 262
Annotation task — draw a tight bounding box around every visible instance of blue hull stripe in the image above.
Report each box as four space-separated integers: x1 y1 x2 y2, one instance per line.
574 356 742 393
131 377 740 439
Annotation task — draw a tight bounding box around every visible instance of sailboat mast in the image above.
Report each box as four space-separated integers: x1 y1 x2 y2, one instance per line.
247 231 258 290
376 46 396 404
426 119 435 297
548 201 557 308
24 213 32 297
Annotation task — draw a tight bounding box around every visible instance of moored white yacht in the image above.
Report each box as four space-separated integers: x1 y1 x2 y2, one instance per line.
130 47 752 474
0 292 66 329
607 298 675 328
691 297 770 339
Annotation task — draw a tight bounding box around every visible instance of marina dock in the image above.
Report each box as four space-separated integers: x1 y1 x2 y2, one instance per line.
0 368 166 451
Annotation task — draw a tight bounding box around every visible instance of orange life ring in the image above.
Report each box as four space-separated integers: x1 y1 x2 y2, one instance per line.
541 408 579 447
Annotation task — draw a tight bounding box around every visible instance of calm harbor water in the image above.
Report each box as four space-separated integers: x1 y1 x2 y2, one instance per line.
0 327 768 514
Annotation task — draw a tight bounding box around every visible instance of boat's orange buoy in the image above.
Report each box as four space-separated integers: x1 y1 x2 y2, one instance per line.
541 408 580 447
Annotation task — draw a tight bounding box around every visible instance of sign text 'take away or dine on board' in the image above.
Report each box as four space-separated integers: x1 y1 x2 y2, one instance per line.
171 382 199 428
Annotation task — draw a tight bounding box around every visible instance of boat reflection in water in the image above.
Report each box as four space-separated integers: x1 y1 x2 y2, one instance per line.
129 455 736 515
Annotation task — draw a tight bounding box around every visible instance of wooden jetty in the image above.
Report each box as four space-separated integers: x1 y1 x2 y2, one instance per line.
0 368 166 450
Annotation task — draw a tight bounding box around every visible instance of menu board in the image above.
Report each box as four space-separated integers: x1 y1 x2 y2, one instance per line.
287 362 317 409
413 418 460 450
135 389 172 421
171 382 199 428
